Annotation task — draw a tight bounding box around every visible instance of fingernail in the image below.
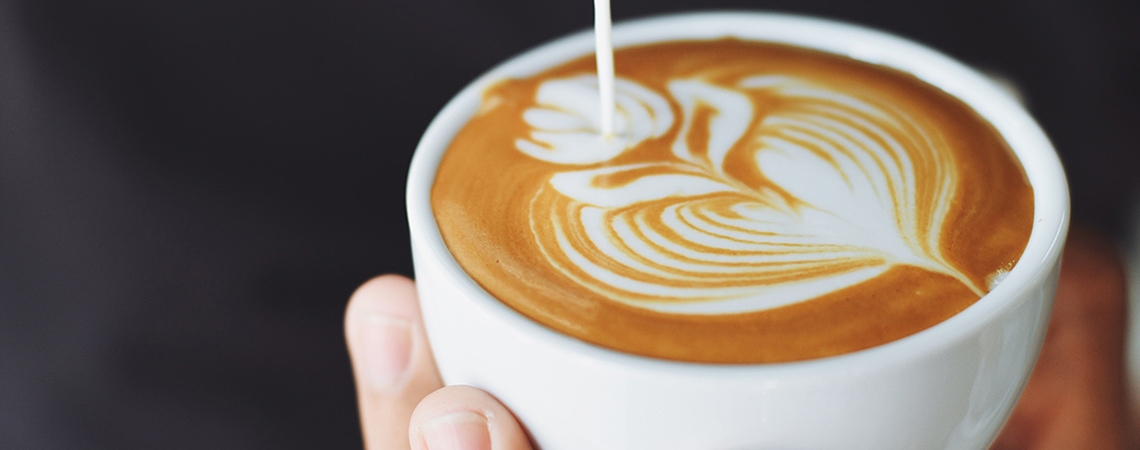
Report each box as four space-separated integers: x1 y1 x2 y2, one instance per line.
359 314 412 390
421 411 492 450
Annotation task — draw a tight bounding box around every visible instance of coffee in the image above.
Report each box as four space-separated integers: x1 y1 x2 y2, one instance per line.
431 39 1033 363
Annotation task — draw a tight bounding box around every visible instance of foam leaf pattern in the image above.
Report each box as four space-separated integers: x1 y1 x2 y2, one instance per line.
515 74 674 165
520 75 979 314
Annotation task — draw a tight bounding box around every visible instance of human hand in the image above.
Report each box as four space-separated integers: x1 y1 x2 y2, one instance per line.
345 229 1131 450
344 275 533 450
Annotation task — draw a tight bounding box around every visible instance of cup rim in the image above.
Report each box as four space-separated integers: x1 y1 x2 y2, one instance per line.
406 10 1070 376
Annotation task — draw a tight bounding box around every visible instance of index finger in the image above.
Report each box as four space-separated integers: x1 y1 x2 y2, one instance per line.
345 275 444 449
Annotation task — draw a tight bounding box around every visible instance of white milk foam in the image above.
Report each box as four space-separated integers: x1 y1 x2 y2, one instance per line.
517 75 979 314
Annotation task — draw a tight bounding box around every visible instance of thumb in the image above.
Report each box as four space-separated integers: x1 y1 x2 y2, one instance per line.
410 386 535 450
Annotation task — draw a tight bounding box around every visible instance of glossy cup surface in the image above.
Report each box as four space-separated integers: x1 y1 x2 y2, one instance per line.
407 12 1069 450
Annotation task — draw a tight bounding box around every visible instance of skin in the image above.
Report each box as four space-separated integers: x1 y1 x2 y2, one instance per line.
345 226 1130 450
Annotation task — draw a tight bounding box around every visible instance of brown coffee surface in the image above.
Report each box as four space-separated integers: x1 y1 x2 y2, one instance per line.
431 40 1033 363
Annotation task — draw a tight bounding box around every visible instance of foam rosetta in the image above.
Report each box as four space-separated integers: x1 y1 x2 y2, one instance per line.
432 40 1033 362
522 75 979 314
516 75 674 165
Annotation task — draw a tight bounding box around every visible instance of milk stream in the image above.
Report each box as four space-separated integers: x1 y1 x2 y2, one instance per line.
594 0 615 138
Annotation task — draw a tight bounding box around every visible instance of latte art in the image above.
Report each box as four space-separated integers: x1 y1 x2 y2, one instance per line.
524 75 980 314
517 75 674 165
432 40 1033 363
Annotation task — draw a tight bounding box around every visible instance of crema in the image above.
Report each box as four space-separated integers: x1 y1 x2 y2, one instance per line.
432 40 1033 363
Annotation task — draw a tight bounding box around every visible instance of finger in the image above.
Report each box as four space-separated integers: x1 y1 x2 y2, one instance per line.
346 275 444 450
410 386 534 450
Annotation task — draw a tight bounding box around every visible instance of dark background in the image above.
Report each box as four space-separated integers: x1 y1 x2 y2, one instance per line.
1 0 1137 448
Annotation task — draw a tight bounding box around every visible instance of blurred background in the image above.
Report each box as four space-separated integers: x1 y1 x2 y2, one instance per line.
1 0 1137 448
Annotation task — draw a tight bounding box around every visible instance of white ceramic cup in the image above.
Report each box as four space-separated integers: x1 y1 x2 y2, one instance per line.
407 11 1069 450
